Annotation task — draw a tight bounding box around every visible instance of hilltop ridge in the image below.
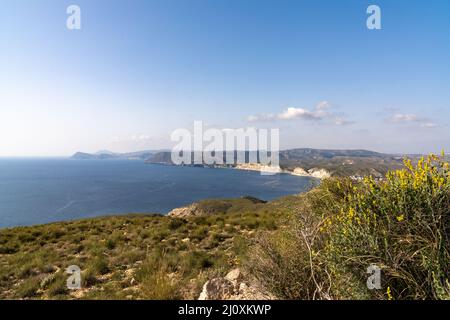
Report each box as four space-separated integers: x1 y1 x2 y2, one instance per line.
145 148 406 178
70 147 432 179
70 150 168 160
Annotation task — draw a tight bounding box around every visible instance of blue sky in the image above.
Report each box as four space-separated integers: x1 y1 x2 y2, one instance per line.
1 0 449 156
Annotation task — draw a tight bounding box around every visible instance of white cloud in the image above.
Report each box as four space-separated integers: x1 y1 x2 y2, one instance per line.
391 113 419 123
278 107 321 120
316 100 331 110
388 113 437 129
248 101 351 125
111 134 152 144
247 113 276 122
420 122 438 128
131 134 151 142
334 116 354 126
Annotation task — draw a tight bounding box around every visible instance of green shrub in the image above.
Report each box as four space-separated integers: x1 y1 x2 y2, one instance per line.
105 238 117 250
168 218 185 230
139 268 179 299
15 276 41 298
0 242 19 254
135 250 180 299
88 257 110 275
182 251 214 273
18 232 36 243
82 268 98 287
191 226 208 241
47 273 68 297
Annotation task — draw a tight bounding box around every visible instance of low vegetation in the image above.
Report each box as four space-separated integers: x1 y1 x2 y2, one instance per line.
0 197 282 299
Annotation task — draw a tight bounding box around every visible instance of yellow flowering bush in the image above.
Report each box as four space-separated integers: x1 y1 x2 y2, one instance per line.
326 153 450 299
249 153 450 300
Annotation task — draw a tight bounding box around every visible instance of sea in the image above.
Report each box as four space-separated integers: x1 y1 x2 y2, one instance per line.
0 158 316 228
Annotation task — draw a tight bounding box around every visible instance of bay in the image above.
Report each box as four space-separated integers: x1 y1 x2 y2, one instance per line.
0 158 316 228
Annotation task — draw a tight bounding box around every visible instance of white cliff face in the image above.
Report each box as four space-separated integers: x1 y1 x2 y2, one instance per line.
232 163 332 179
234 163 282 174
291 167 310 176
289 167 331 179
308 168 331 179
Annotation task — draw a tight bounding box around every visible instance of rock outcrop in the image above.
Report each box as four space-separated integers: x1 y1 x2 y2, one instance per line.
168 197 266 218
291 167 310 176
234 163 282 174
168 204 204 218
308 168 331 179
198 269 273 300
290 167 331 179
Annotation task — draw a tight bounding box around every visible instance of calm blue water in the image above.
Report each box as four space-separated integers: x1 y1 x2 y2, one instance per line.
0 159 316 228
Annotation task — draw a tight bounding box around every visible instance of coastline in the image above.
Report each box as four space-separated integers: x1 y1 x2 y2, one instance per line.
145 161 331 179
233 163 331 179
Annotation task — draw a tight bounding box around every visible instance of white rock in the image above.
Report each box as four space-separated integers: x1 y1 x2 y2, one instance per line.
235 163 282 174
291 167 310 176
308 168 331 179
225 269 243 282
198 268 274 300
198 278 235 300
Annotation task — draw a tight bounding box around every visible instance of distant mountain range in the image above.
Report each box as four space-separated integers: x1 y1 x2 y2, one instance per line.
71 148 425 178
144 148 406 177
70 150 168 161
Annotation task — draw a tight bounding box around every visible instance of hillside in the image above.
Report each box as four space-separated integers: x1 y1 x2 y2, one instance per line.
145 148 407 178
0 196 285 299
279 148 405 177
71 148 412 178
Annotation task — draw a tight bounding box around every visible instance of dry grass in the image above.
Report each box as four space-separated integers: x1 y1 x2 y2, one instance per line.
0 197 284 299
